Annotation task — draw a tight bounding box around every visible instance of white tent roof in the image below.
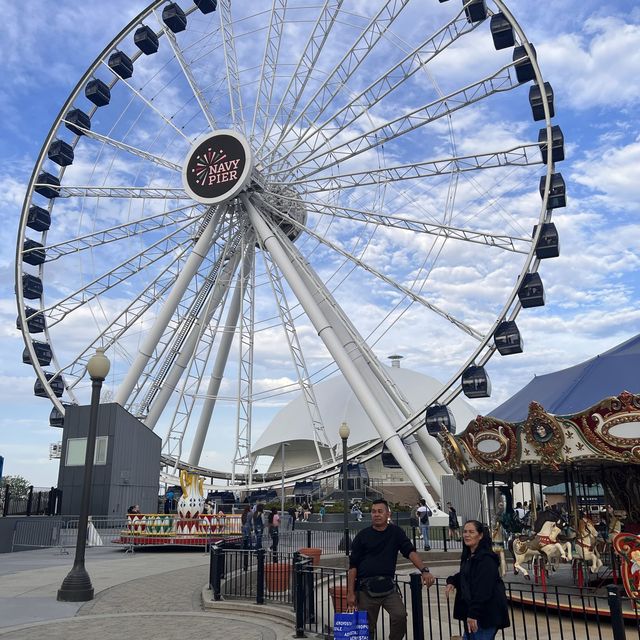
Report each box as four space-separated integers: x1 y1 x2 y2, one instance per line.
253 365 477 457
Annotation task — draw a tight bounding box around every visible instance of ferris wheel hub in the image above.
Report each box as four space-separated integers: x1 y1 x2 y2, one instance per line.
182 130 253 205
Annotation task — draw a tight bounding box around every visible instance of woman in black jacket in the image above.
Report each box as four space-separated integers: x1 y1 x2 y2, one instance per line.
445 520 510 639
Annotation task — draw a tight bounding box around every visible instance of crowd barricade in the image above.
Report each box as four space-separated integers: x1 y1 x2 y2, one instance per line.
10 514 244 552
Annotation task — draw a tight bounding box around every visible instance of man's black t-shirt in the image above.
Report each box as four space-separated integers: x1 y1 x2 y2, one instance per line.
349 524 415 579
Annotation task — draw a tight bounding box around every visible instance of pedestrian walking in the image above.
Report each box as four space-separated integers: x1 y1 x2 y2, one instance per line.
319 505 326 522
241 505 253 549
253 503 265 549
417 499 432 551
288 506 297 530
268 507 280 561
448 502 461 541
347 499 435 640
445 520 510 639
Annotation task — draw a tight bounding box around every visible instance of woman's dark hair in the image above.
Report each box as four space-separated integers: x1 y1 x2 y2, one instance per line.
461 519 493 561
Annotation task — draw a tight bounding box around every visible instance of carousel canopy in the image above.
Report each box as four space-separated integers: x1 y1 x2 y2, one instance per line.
490 333 640 422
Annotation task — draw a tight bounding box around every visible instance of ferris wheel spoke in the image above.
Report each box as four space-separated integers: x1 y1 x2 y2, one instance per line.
262 188 530 254
254 193 483 341
56 248 192 394
99 61 192 143
261 250 334 464
256 0 344 159
70 126 183 173
265 0 411 164
266 4 481 167
42 219 198 327
218 0 246 133
39 205 203 262
282 144 542 194
250 0 287 142
268 62 520 178
156 17 218 132
49 185 190 199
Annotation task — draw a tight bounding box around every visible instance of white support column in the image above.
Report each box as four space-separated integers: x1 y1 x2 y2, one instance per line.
188 263 247 466
144 254 240 429
241 194 430 501
115 206 224 407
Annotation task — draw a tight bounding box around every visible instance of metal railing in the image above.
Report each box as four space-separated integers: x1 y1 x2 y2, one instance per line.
1 486 61 517
208 546 632 640
11 516 244 553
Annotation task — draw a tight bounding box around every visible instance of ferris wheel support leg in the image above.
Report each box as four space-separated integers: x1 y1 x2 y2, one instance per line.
289 237 448 491
114 206 224 407
188 258 247 466
242 194 431 502
145 255 240 429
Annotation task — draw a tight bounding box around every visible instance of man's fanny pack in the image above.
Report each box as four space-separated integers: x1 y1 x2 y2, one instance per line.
360 576 396 597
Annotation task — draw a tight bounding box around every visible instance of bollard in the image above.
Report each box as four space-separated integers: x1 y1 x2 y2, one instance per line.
307 528 312 548
607 585 627 640
409 573 425 640
3 486 10 517
443 527 448 552
210 545 222 601
256 548 266 605
412 526 416 549
294 559 306 637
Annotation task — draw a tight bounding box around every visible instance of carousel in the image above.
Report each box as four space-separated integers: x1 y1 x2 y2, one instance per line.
434 390 640 613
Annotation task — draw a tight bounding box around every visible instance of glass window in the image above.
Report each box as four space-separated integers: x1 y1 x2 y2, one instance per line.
65 436 108 466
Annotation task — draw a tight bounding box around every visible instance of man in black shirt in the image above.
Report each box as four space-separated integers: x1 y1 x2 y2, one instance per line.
347 499 435 640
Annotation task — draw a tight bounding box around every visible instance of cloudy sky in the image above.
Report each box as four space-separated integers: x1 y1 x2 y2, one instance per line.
1 0 639 488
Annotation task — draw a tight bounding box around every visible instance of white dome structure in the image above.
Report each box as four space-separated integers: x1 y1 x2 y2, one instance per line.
253 363 477 496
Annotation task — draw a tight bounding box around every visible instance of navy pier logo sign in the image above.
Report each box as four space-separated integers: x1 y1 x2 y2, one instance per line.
183 130 253 204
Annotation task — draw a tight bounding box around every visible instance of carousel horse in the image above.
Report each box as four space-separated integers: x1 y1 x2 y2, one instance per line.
510 518 569 579
574 517 604 573
491 519 508 577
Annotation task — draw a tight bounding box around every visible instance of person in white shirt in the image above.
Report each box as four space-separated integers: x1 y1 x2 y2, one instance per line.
416 499 433 551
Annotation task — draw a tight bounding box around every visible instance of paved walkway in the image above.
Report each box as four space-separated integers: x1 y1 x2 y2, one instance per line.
0 547 293 639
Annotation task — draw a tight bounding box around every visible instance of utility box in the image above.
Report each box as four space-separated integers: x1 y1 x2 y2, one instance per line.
57 403 160 516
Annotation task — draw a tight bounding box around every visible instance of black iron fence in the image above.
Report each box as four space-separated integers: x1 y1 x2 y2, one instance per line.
209 546 636 640
1 486 62 517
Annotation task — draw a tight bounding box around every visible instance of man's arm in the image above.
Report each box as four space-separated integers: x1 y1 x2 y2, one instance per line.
347 567 358 609
408 550 435 587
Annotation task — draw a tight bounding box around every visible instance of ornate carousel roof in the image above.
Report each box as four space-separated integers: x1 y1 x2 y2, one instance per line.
439 391 640 484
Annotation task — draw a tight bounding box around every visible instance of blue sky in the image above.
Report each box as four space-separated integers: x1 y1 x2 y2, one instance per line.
1 0 639 488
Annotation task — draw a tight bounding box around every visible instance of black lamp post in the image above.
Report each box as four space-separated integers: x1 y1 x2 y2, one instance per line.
57 348 110 602
339 421 350 556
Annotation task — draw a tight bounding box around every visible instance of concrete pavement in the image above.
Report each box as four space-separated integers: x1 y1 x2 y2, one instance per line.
0 547 294 639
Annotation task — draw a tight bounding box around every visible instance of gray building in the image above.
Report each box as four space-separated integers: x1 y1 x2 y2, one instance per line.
57 403 161 516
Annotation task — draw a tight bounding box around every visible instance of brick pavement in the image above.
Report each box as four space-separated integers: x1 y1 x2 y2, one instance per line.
0 551 293 640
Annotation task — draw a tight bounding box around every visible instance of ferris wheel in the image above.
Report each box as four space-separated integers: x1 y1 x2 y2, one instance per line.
16 0 563 493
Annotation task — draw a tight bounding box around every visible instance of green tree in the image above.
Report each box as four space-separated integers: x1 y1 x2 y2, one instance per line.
0 475 32 499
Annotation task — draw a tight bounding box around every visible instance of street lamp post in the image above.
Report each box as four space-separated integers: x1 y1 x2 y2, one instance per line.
57 348 110 602
280 442 289 527
339 421 350 556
